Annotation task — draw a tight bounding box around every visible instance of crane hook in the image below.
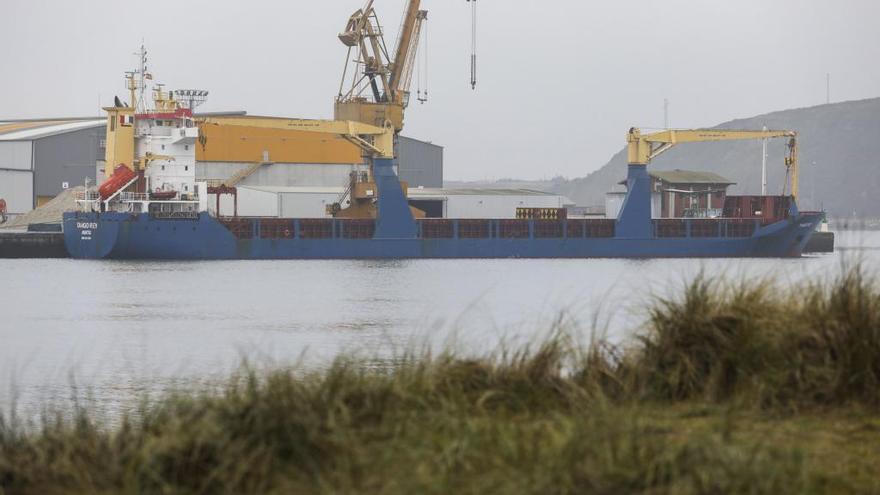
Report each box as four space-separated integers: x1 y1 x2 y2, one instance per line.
467 0 477 90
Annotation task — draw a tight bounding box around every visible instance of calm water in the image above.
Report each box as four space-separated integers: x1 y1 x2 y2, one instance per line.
1 230 878 416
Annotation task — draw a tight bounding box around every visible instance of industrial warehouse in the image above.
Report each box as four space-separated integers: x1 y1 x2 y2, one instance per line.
0 114 570 223
0 118 105 215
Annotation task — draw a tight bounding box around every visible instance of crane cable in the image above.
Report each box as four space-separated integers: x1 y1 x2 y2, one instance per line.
416 31 422 102
469 0 477 90
417 13 428 104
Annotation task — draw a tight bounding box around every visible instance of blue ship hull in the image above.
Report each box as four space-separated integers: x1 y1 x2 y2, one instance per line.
62 211 822 260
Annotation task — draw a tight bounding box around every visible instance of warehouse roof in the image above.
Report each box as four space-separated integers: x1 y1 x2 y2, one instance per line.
0 119 104 141
241 186 558 197
618 169 735 186
0 112 247 142
398 135 443 149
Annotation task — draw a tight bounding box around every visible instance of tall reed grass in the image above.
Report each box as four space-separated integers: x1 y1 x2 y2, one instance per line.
630 263 880 407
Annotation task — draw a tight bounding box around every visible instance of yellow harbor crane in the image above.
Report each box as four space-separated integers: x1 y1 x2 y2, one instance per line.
335 0 430 133
196 0 464 220
626 128 801 199
324 0 480 218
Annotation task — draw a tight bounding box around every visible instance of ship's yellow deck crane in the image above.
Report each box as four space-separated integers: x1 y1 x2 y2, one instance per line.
329 0 439 218
207 1 477 220
335 0 429 133
335 0 478 132
199 116 394 159
627 128 800 198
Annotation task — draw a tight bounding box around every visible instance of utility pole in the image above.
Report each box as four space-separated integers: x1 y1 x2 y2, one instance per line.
826 73 831 104
663 98 670 129
761 125 768 196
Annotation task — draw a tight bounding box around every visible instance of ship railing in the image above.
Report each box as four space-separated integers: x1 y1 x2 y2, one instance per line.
119 192 150 202
116 192 201 203
135 128 174 138
150 210 200 220
75 191 101 202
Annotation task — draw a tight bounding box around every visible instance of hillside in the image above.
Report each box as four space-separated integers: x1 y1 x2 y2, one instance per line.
462 98 880 218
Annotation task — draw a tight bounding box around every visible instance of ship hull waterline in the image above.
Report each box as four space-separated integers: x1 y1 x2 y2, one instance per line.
62 212 823 260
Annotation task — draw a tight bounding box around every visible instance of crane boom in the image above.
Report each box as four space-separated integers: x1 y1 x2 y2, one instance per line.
199 117 395 158
627 128 800 198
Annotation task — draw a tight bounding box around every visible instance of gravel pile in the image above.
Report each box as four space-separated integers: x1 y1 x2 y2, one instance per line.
0 187 85 230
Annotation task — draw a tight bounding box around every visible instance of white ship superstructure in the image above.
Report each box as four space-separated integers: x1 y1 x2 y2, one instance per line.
76 48 208 217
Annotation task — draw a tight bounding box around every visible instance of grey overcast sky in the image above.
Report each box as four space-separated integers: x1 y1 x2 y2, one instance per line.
1 0 879 180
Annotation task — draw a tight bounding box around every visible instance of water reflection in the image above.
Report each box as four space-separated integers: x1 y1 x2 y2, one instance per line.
0 231 877 417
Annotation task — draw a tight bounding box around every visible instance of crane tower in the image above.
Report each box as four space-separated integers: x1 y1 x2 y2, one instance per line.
335 0 428 133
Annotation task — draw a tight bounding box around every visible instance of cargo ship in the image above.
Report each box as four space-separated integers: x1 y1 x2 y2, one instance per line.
62 102 822 259
63 48 822 260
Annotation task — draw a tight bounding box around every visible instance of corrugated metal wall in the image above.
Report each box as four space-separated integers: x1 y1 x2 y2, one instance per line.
209 189 338 218
397 137 443 188
0 170 34 214
0 141 34 213
0 141 32 170
211 188 281 217
197 162 359 189
444 194 567 219
279 192 337 218
33 128 102 200
605 192 663 219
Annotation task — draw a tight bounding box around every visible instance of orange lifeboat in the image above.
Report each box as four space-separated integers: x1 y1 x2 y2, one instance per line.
98 165 137 200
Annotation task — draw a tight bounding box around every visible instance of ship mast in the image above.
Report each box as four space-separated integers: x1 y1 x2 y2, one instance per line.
130 44 150 112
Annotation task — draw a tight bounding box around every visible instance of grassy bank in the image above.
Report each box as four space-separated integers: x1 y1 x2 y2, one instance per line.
1 266 879 494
